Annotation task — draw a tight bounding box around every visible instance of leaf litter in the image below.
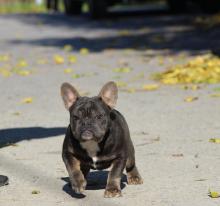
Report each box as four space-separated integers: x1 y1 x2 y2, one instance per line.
153 54 220 85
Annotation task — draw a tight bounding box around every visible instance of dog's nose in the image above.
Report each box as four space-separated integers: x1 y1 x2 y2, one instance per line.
81 130 93 141
82 119 92 127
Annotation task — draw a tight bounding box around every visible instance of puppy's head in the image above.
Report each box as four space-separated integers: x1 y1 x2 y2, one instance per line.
61 82 118 143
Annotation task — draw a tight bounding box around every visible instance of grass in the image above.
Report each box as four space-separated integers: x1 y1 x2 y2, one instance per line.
0 1 47 14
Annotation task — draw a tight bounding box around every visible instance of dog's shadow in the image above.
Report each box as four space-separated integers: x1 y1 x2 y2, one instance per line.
62 170 127 199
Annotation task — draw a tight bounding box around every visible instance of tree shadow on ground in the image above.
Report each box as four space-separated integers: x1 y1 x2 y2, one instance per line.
62 170 127 199
1 4 170 29
6 13 220 55
0 127 66 148
2 5 220 55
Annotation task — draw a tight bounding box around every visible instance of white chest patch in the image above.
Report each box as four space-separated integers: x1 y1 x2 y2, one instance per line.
92 157 99 168
80 140 100 157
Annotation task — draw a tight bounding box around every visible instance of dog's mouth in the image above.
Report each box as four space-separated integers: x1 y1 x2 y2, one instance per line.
81 130 94 141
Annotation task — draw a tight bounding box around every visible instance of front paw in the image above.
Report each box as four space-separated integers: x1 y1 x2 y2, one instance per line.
71 178 87 194
127 176 143 185
104 188 122 198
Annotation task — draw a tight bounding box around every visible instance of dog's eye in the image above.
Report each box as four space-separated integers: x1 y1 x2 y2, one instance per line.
95 114 103 120
73 115 79 120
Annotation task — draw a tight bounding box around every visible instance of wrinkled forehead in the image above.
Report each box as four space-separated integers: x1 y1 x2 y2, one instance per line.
71 97 107 115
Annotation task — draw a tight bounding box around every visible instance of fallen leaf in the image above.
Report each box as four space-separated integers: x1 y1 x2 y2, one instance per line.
17 59 28 68
80 48 89 55
17 70 31 76
209 138 220 143
142 84 159 91
209 189 220 198
68 55 77 64
0 68 11 77
153 54 220 84
54 55 64 64
184 96 198 102
22 97 33 104
63 44 73 52
31 190 40 195
72 74 81 79
64 68 73 74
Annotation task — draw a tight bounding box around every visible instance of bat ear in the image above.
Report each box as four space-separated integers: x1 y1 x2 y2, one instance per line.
99 81 118 108
60 82 80 110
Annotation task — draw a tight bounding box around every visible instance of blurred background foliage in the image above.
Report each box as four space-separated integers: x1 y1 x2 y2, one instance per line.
0 0 47 13
0 0 162 14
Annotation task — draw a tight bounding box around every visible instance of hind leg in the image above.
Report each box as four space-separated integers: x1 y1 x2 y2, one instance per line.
126 155 143 185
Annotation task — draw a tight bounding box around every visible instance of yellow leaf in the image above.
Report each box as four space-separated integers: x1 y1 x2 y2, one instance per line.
153 54 220 85
22 97 33 104
184 96 198 102
209 189 220 198
54 55 64 64
72 74 81 79
80 48 89 55
68 55 77 64
113 67 132 73
0 68 11 77
142 84 159 91
63 44 73 52
64 68 73 74
17 70 31 76
209 138 220 143
17 59 28 68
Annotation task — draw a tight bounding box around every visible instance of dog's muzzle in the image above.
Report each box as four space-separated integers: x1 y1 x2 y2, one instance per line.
81 130 94 141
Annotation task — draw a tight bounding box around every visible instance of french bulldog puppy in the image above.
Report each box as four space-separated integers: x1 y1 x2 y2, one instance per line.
61 81 143 198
